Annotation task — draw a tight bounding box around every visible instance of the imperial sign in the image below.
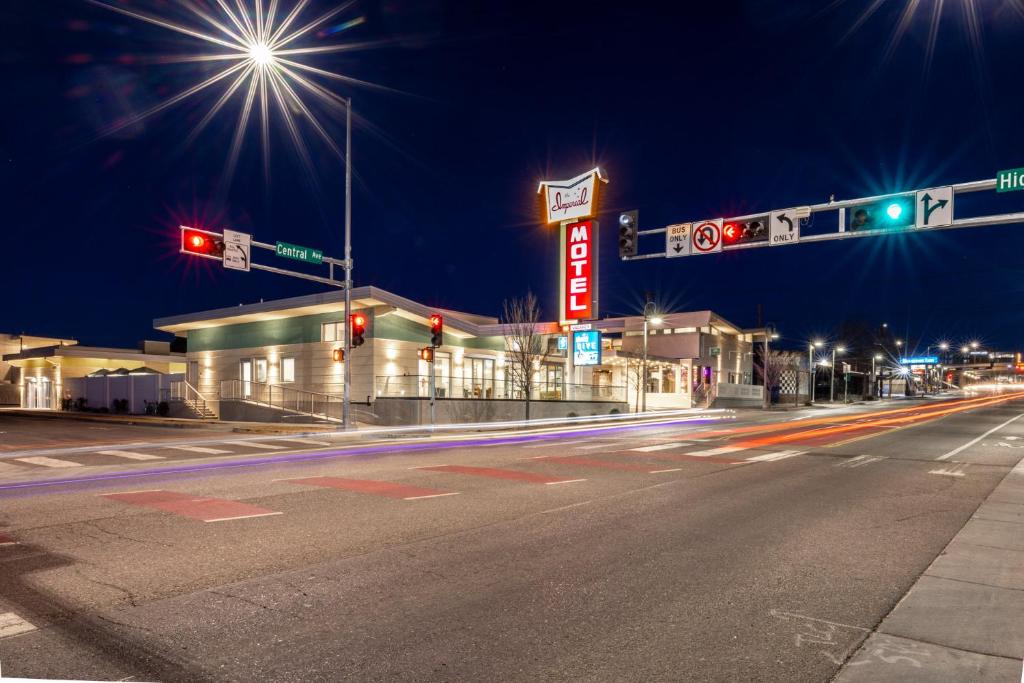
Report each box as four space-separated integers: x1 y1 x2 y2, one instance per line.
560 219 598 323
538 167 606 224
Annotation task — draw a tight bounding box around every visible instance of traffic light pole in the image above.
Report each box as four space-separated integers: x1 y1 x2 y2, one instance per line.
429 357 436 430
342 99 353 431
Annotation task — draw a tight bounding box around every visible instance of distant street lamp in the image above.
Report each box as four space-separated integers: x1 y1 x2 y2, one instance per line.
641 299 662 413
831 346 846 403
873 354 883 398
809 340 822 405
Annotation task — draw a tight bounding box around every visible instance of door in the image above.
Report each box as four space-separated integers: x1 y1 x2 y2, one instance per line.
25 378 37 408
240 360 252 398
39 378 52 409
186 360 199 387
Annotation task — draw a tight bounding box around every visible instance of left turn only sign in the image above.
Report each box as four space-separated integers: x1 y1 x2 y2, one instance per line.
223 229 251 272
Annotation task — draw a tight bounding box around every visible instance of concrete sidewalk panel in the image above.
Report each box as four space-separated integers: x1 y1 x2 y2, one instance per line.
834 633 1022 683
956 518 1024 553
879 575 1024 660
972 501 1024 524
926 540 1024 591
986 479 1024 505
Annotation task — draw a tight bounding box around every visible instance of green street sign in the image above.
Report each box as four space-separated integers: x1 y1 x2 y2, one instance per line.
276 241 323 265
996 167 1024 193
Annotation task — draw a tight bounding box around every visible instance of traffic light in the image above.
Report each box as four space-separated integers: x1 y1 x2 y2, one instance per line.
332 348 345 362
418 347 434 362
180 227 225 258
350 313 366 347
618 210 638 258
722 217 768 245
847 194 916 232
429 313 443 347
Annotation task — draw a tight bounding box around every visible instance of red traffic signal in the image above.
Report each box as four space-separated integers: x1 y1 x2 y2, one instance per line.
429 313 443 347
332 348 345 362
180 227 225 258
351 313 367 347
722 222 742 244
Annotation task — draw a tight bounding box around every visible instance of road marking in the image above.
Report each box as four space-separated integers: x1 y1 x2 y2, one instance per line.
0 612 36 639
630 443 687 453
542 456 670 473
420 464 583 485
544 478 586 485
849 456 885 468
224 441 286 450
278 438 333 447
0 534 16 546
687 446 748 457
834 455 870 467
936 412 1024 461
102 490 283 523
835 455 885 468
650 468 682 474
746 450 804 462
166 445 232 455
929 463 968 478
284 477 459 501
15 456 83 468
98 450 165 461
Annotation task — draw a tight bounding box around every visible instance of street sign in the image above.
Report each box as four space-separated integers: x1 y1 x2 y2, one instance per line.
900 356 939 365
915 186 953 228
666 223 691 257
709 346 721 356
768 210 799 246
997 167 1024 193
691 219 723 254
276 241 323 265
222 229 251 272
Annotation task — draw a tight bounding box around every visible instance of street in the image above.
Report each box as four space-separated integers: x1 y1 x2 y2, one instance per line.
1 394 1022 681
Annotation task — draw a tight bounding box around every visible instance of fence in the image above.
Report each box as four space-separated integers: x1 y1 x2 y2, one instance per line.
374 375 627 403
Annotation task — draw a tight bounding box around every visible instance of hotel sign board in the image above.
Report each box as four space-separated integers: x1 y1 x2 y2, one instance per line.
559 219 598 324
572 330 602 366
538 167 607 224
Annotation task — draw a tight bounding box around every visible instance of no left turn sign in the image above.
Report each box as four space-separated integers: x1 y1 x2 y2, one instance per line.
691 219 723 254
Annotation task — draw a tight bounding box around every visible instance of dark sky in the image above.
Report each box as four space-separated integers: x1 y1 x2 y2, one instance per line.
3 0 1024 355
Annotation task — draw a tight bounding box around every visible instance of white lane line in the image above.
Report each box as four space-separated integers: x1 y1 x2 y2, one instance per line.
688 446 748 457
98 450 165 461
0 611 36 639
630 443 687 453
204 511 284 523
224 441 286 450
650 468 682 474
544 479 587 485
746 450 804 462
166 445 232 455
848 456 885 468
278 438 333 447
403 492 461 501
14 456 83 468
936 412 1024 461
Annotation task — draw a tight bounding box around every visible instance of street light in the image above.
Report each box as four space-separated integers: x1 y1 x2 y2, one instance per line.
831 346 846 403
641 299 661 413
873 354 883 399
808 340 822 405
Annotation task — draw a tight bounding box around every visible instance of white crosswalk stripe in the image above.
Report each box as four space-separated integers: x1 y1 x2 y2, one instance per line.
224 441 286 450
277 438 333 447
929 463 969 478
0 612 36 639
836 455 885 469
687 446 748 457
0 461 30 478
746 450 804 462
15 456 83 468
630 443 688 453
165 445 232 455
98 450 164 461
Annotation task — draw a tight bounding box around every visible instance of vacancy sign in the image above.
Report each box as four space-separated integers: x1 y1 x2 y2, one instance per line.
538 168 607 224
561 219 598 323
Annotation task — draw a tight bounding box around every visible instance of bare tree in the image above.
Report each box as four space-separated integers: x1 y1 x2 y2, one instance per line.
501 292 550 421
623 355 644 413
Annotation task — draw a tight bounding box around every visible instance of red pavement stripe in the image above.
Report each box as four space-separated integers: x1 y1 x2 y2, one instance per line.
284 477 459 500
419 465 582 485
102 490 282 523
541 456 663 472
0 533 17 546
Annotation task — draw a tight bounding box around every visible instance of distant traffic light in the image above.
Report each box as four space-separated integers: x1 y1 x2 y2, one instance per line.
848 194 915 232
332 348 345 362
351 313 366 347
618 210 638 258
722 217 768 245
429 313 443 347
418 347 434 362
180 227 225 258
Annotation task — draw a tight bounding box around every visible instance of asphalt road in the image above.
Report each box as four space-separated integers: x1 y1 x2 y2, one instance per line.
0 394 1022 682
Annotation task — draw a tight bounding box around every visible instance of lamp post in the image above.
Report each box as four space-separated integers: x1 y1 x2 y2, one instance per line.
831 346 846 402
341 99 354 430
641 299 661 413
808 341 821 405
873 354 882 398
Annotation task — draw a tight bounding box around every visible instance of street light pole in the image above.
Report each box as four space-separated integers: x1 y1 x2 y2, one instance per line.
808 341 820 405
342 99 353 430
830 348 836 403
642 315 649 413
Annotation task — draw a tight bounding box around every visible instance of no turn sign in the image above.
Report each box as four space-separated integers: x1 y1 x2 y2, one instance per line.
691 219 723 254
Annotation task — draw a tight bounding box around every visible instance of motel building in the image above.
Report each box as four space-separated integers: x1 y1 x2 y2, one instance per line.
152 285 763 425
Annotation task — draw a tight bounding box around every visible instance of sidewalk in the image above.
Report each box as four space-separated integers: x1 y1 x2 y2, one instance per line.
0 408 337 434
833 459 1024 682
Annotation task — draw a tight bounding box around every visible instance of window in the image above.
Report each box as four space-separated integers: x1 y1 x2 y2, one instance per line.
321 321 343 342
281 357 295 383
255 358 268 383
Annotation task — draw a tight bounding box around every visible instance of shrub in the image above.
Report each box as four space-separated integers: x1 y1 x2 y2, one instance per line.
156 401 170 417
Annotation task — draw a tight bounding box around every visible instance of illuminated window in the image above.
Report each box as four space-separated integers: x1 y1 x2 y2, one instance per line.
281 357 295 383
321 321 344 342
255 358 268 383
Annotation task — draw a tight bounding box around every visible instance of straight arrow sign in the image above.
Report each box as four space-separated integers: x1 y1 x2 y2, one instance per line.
915 186 953 228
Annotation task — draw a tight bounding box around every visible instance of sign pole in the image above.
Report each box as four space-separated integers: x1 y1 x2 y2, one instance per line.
429 355 436 430
342 98 353 430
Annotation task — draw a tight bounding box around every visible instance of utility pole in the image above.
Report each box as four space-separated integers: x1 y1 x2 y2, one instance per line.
342 99 353 430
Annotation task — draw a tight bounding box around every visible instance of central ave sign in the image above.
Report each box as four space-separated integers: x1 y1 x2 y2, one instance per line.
538 168 607 224
560 219 598 324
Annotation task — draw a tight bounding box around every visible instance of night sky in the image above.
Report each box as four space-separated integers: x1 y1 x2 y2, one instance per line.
3 0 1024 355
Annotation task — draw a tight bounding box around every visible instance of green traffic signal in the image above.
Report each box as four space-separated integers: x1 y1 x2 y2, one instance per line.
848 194 915 231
